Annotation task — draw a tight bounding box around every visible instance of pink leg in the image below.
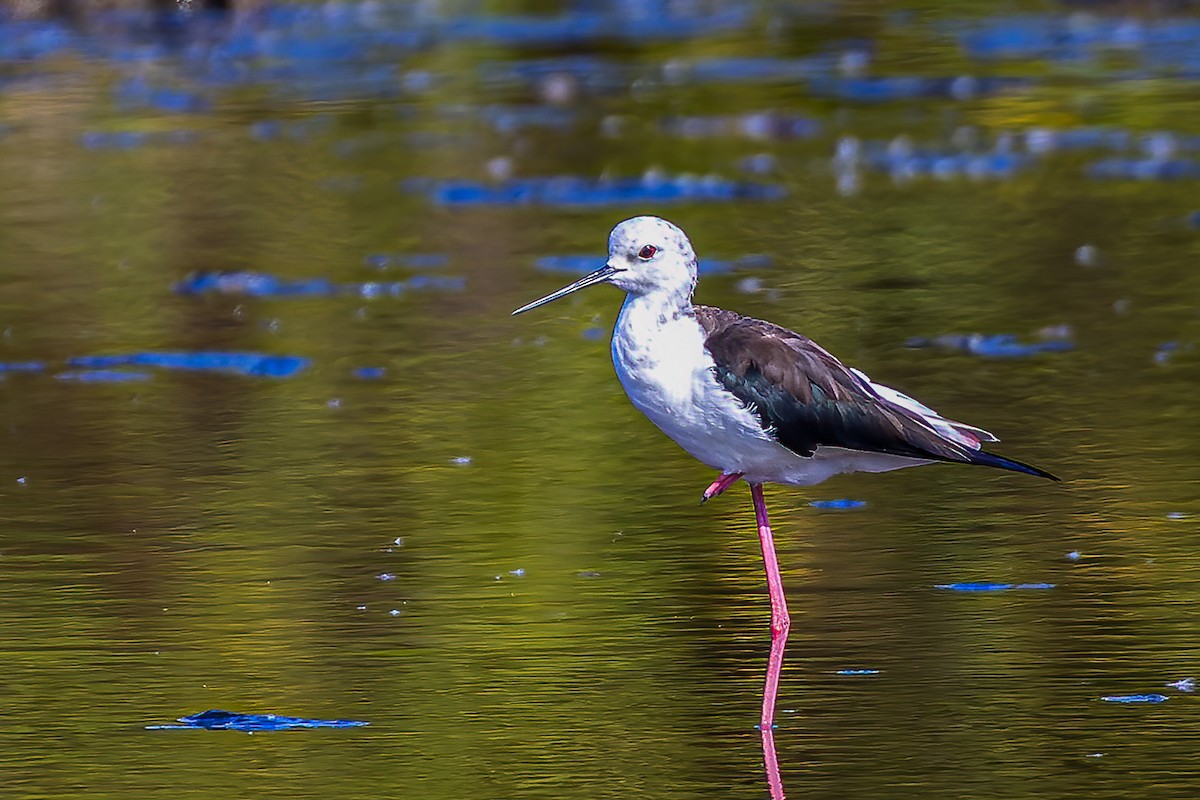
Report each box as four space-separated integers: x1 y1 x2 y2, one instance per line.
701 471 744 504
750 483 790 732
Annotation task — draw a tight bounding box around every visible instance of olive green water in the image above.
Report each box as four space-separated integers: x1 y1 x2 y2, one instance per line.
3 8 1200 800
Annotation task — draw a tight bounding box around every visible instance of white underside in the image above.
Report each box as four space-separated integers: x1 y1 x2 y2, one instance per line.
610 294 932 486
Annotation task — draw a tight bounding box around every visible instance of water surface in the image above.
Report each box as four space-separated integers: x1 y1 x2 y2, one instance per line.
2 2 1200 798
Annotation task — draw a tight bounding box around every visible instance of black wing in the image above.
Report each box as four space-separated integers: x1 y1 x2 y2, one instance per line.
694 305 1058 480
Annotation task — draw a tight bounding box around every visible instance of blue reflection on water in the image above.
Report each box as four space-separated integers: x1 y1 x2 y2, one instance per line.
147 710 369 731
67 352 310 378
810 499 867 510
1100 694 1169 704
936 582 1056 592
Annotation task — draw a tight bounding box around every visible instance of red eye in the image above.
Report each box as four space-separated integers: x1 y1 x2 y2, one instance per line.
638 244 658 260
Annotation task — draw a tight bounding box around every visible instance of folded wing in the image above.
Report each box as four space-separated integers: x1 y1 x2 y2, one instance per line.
694 305 1057 480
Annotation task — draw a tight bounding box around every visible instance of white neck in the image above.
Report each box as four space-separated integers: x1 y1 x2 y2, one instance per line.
617 287 693 329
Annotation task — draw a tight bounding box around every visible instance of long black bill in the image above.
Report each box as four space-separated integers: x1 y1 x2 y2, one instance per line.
511 264 620 316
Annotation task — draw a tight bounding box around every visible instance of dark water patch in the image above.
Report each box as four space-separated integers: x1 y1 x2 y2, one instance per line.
81 130 198 150
0 361 47 373
114 76 210 114
56 369 153 383
371 275 466 295
954 14 1200 72
441 13 608 47
481 56 633 97
535 254 770 277
176 272 335 297
1025 127 1134 153
1088 158 1200 180
364 253 448 270
1153 341 1193 365
850 128 1200 187
481 104 579 135
954 15 1105 61
441 5 751 47
810 75 1030 102
8 6 1200 116
863 147 1028 181
662 56 834 85
147 709 368 731
249 116 336 143
905 333 1075 358
174 271 465 297
738 153 779 176
0 19 77 62
664 112 821 141
424 175 785 207
67 352 309 378
2 1 752 82
3 6 429 103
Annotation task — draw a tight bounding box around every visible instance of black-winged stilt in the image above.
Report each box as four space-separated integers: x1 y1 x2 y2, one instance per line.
513 215 1059 734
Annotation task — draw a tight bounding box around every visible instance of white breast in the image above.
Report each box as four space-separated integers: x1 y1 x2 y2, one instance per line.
609 294 928 486
611 295 794 476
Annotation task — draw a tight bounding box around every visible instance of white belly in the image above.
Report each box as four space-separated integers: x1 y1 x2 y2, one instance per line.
610 296 927 486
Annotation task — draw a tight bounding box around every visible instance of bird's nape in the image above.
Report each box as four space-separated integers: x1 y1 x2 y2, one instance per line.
512 263 620 315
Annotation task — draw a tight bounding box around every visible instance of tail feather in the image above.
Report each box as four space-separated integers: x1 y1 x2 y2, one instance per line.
969 450 1060 482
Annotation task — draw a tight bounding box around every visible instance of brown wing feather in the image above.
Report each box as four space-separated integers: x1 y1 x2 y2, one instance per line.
694 305 970 462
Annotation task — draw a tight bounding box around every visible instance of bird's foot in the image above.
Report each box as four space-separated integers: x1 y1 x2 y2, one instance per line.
700 472 744 504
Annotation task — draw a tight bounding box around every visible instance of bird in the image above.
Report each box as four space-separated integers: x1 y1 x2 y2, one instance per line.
512 215 1059 729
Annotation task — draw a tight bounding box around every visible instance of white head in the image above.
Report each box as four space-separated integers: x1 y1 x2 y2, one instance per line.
605 216 697 296
512 216 698 316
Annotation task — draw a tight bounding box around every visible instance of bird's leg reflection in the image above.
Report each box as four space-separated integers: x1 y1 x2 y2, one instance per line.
761 723 786 799
759 617 788 800
751 483 789 799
